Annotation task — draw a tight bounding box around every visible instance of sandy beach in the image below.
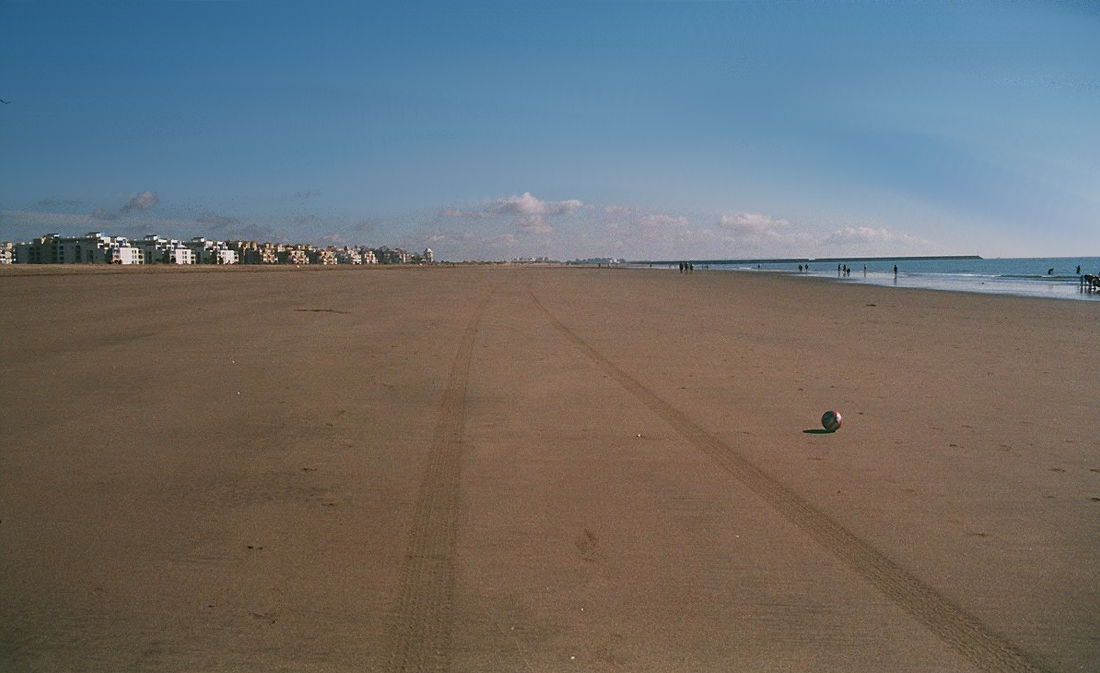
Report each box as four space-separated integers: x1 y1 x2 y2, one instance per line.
2 265 1098 672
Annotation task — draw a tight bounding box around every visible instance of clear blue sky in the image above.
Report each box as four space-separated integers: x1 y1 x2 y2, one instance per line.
2 0 1098 261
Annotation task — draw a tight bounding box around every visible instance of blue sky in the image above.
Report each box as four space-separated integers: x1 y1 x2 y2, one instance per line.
2 0 1098 261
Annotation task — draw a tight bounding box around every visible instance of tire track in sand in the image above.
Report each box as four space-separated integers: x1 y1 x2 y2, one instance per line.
528 288 1047 673
383 287 495 673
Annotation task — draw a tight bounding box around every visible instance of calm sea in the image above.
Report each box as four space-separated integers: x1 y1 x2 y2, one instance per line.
705 257 1100 301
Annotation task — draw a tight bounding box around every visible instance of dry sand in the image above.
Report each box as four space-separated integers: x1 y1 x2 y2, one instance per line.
1 265 1098 672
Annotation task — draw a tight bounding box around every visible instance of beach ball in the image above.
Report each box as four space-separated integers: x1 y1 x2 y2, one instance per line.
821 410 843 432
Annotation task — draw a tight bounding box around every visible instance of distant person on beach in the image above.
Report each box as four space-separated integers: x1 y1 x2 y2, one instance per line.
893 265 898 278
1076 265 1081 274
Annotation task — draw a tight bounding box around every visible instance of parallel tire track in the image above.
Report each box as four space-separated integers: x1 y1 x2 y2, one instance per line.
383 288 495 673
529 287 1047 673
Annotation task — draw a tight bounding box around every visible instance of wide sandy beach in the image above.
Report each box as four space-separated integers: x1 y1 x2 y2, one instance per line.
2 265 1097 672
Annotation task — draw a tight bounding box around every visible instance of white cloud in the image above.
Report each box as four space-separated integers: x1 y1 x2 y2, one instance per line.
120 191 159 213
710 214 933 256
717 212 792 236
714 212 815 253
79 191 160 222
824 226 920 245
486 192 584 235
519 219 552 235
487 192 583 217
639 214 688 227
437 193 584 235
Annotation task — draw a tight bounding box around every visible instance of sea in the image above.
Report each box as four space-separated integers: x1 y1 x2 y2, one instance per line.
700 257 1100 301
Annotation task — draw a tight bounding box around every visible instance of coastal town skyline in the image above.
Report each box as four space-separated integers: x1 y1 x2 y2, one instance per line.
2 1 1098 262
2 229 437 266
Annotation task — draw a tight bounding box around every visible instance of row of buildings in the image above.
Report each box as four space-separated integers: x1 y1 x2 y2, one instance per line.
0 232 433 266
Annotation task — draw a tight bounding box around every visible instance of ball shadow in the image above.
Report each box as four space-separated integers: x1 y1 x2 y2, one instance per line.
802 429 834 434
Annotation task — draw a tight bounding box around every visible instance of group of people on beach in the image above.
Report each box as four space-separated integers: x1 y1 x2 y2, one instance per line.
793 263 899 278
678 262 694 273
1078 265 1100 291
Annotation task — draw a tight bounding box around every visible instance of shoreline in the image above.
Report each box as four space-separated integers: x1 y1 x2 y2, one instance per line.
626 262 1100 302
4 259 1100 303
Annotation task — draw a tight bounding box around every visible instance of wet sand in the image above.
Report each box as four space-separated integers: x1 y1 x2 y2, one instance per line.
2 265 1098 672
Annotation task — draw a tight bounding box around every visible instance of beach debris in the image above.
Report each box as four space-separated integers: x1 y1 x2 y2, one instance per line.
821 410 843 432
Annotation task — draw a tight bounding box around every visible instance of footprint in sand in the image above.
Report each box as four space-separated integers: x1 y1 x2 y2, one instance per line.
574 529 601 562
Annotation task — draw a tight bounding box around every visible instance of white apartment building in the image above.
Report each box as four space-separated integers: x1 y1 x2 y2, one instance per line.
108 242 142 264
214 245 239 264
312 248 338 265
188 238 239 264
335 247 362 264
135 234 174 264
14 232 143 264
165 245 195 264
